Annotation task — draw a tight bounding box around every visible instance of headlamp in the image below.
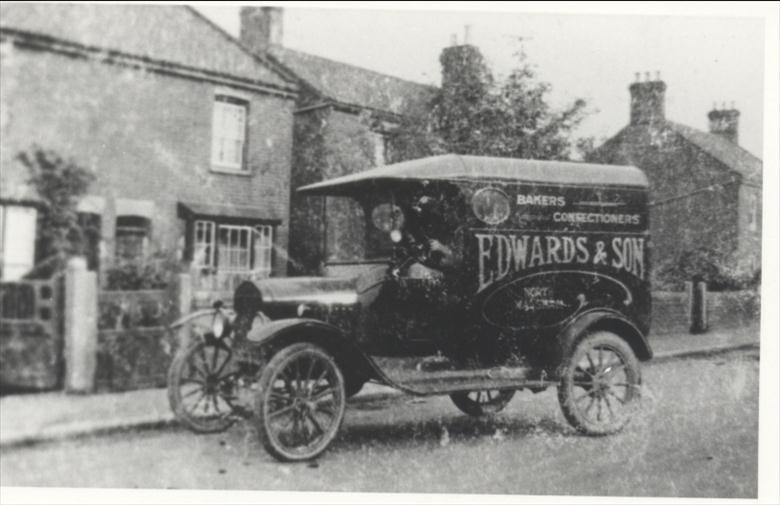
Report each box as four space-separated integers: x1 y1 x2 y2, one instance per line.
211 311 227 338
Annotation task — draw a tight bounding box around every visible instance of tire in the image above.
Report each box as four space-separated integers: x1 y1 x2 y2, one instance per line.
255 343 346 462
167 338 238 434
557 331 641 435
450 389 515 417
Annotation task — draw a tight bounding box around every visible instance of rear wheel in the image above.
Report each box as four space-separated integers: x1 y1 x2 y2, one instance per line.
450 389 515 417
557 331 641 435
167 338 238 433
255 343 346 462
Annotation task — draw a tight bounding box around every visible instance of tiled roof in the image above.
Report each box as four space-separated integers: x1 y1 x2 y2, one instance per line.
0 3 293 90
267 45 437 115
667 122 762 185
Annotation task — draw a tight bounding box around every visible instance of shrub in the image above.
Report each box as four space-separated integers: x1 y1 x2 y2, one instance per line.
19 146 95 278
103 251 180 291
654 248 760 291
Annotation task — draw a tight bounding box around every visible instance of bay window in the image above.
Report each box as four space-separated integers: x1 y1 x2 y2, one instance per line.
193 219 273 293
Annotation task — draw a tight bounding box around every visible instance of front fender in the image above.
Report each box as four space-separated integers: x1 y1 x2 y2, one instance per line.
246 318 380 384
556 309 653 363
245 318 339 345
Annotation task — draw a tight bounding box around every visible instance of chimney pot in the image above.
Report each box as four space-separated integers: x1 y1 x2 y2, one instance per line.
240 6 283 54
450 33 458 46
464 25 471 45
708 104 740 144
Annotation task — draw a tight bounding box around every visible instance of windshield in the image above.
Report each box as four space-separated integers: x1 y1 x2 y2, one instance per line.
322 182 464 265
324 192 404 264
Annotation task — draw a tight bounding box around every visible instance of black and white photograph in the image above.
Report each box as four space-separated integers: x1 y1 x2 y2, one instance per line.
0 2 777 504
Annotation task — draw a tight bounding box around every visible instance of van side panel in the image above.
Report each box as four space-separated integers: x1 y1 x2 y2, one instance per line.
459 181 651 347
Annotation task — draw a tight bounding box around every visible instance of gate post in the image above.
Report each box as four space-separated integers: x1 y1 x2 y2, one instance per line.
175 273 192 320
64 257 98 393
688 278 709 334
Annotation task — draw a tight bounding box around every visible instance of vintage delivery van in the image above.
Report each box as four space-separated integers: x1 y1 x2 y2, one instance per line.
167 154 653 461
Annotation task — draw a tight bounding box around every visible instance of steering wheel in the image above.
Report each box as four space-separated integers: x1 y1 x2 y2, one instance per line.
390 231 431 277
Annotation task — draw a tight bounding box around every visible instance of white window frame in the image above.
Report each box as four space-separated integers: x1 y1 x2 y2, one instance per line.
0 204 37 281
217 224 253 273
192 220 273 277
211 94 248 173
193 220 216 268
253 224 274 277
371 130 387 166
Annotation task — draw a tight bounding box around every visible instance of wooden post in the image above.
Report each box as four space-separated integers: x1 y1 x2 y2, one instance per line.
174 273 192 351
176 273 192 320
688 279 708 334
64 256 98 393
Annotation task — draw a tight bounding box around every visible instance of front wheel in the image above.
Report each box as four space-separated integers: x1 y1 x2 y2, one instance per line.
255 343 347 462
557 331 641 435
167 338 238 433
450 389 515 417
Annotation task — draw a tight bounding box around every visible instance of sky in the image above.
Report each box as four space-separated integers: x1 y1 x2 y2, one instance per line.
195 2 766 158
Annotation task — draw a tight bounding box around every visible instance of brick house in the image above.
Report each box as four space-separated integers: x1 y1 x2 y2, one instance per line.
238 7 437 276
587 76 762 276
0 4 298 299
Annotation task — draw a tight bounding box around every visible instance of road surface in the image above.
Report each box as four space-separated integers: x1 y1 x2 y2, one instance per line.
0 349 759 498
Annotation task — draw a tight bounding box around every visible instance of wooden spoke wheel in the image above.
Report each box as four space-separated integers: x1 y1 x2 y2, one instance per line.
167 338 238 433
558 331 641 435
450 389 516 417
255 343 346 462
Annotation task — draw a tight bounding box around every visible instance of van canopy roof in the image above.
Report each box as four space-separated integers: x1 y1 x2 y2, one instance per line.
297 154 648 196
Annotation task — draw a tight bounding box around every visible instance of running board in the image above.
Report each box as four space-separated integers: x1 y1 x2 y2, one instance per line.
383 366 554 396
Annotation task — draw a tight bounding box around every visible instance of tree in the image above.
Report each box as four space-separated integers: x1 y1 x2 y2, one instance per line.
18 146 95 277
388 40 591 162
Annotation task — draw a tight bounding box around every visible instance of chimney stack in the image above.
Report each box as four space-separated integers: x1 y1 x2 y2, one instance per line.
239 6 283 54
629 71 666 126
708 103 740 145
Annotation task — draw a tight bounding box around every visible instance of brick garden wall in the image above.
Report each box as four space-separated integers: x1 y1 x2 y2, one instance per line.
95 289 178 391
0 278 64 390
651 289 760 335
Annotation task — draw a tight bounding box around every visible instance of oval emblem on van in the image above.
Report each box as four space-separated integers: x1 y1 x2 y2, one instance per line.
481 270 632 330
472 187 511 225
